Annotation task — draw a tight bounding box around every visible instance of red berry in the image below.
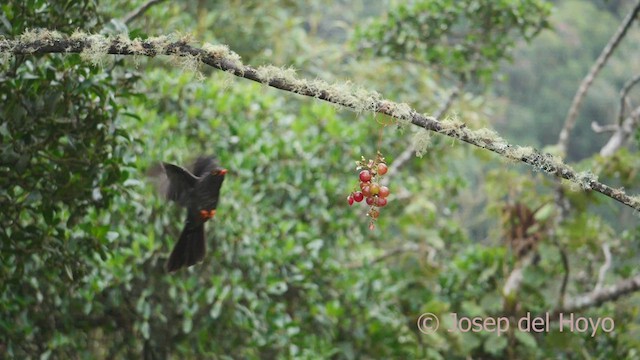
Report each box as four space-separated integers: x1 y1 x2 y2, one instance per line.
360 181 370 190
362 186 372 197
377 163 388 175
376 197 387 207
353 191 364 202
347 194 354 206
359 170 372 182
369 183 380 195
378 186 390 198
366 196 374 205
369 209 380 219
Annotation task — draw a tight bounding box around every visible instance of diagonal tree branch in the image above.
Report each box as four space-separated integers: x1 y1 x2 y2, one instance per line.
2 31 640 211
552 273 640 315
122 0 166 25
600 105 640 156
594 243 612 292
385 84 461 180
558 0 640 154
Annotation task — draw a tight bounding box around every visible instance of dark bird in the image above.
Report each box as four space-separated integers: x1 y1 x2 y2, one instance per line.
159 156 227 272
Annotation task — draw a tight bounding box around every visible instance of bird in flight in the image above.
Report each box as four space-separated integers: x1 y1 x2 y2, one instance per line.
159 156 227 272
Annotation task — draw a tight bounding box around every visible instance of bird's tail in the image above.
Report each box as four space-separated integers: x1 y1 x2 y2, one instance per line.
166 223 206 272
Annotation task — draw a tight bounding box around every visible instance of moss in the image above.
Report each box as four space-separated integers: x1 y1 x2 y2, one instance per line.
80 34 112 67
255 65 297 84
389 102 413 123
70 29 88 41
174 52 204 80
509 146 535 161
629 195 640 209
439 116 466 138
19 28 42 43
575 171 598 190
412 129 432 157
0 48 12 66
18 29 64 53
202 43 243 69
254 66 382 113
147 35 172 54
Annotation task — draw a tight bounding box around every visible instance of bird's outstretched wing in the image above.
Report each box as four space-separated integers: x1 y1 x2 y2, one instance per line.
163 163 198 207
191 156 220 177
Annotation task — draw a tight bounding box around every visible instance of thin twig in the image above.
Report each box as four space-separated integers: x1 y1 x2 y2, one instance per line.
122 0 166 25
2 34 640 211
554 237 570 309
594 243 612 292
600 105 640 156
558 0 640 154
590 121 618 133
618 74 640 125
385 84 461 181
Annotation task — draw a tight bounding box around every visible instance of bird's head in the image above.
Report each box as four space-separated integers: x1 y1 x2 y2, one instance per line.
211 168 228 176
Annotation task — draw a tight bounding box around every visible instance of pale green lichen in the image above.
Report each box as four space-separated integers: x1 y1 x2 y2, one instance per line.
576 170 598 190
202 43 243 69
147 35 172 54
70 29 88 41
0 51 12 67
19 28 42 43
629 195 640 209
255 65 297 84
18 29 64 53
389 102 413 124
412 129 432 157
174 52 204 81
80 34 112 67
474 128 508 150
325 81 381 113
114 33 133 51
254 65 381 114
439 116 466 138
508 146 534 162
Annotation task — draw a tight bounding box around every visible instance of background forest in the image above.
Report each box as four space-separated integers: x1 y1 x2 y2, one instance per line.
1 0 640 359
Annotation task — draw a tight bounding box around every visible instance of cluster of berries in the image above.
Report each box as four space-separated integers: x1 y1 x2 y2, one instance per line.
347 152 390 230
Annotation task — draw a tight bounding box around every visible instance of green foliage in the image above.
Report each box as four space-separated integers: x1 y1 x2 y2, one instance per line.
497 0 640 159
354 0 552 83
1 0 103 36
0 1 139 356
1 0 639 359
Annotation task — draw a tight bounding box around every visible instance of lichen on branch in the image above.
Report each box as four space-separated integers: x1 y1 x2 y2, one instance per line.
1 30 639 211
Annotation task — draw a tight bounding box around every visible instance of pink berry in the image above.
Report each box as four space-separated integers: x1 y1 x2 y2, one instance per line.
348 194 354 206
376 197 387 207
366 197 374 205
377 163 388 175
378 186 390 198
359 170 372 182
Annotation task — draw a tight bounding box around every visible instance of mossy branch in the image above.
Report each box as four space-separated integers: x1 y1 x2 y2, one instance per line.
2 31 640 211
